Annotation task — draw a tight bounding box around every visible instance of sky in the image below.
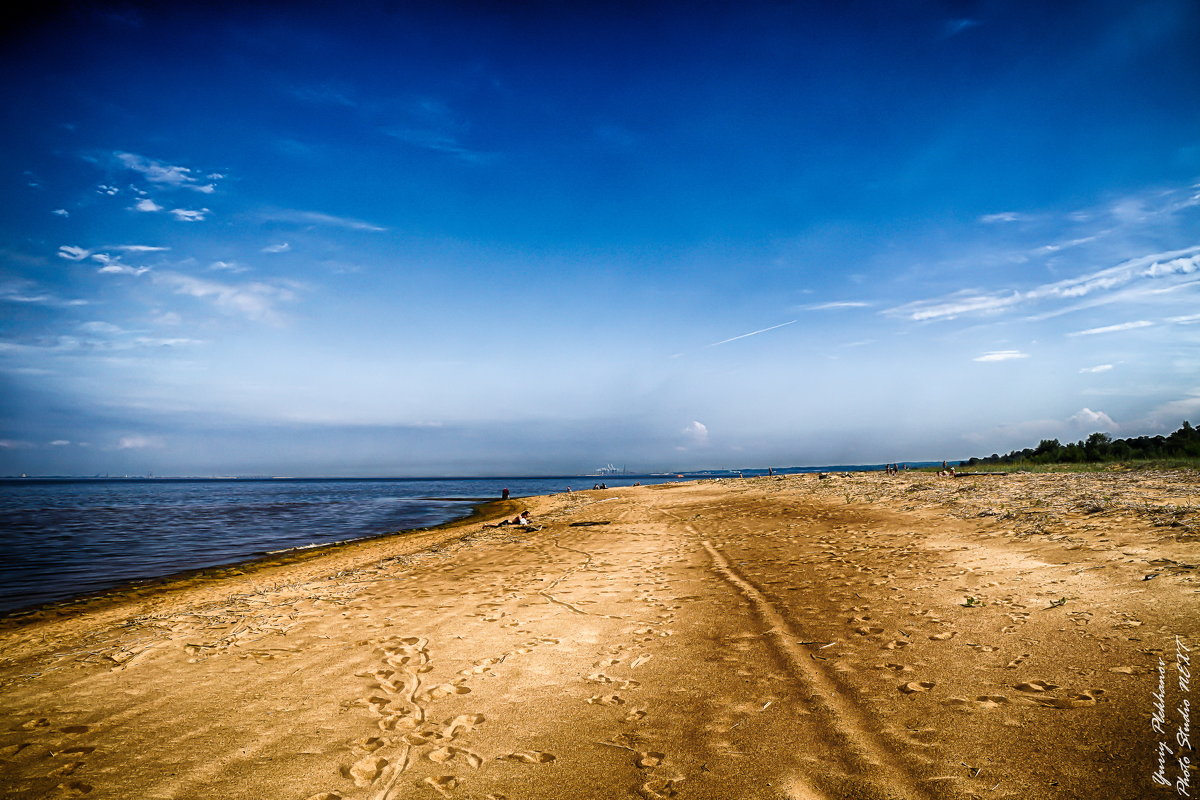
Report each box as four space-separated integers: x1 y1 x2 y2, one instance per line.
1 0 1199 476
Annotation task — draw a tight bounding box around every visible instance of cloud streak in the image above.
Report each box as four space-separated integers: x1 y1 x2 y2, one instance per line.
888 246 1200 322
153 272 298 323
262 209 386 232
1067 320 1153 336
973 350 1030 362
705 320 797 348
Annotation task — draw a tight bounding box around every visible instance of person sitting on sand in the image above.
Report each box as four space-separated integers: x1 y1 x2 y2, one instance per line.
484 512 531 528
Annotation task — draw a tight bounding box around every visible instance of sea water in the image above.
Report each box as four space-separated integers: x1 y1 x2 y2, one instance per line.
0 476 658 614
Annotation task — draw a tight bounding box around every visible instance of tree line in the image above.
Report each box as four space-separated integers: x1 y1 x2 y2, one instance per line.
963 421 1200 466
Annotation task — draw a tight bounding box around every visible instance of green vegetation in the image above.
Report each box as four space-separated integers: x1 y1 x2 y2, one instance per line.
962 421 1200 470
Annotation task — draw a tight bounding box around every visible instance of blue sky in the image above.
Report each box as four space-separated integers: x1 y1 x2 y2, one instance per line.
2 0 1198 476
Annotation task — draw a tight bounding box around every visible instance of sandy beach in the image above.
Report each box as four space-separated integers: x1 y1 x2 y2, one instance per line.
1 470 1197 800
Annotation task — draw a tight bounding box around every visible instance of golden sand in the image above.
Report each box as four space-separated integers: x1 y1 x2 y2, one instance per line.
1 470 1197 799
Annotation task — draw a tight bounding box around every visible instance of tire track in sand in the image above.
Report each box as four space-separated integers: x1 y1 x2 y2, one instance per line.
663 509 931 800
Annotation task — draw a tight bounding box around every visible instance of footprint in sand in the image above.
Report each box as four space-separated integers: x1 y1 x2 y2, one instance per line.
421 776 459 799
929 631 956 641
445 713 486 737
501 750 556 763
302 793 341 800
347 755 388 787
55 782 92 796
56 747 96 757
1004 654 1031 669
48 761 85 776
428 746 483 768
588 694 626 705
1015 680 1059 692
975 695 1011 710
639 777 684 799
379 713 419 732
354 737 386 753
624 708 648 722
419 684 471 703
881 663 913 673
636 752 667 768
899 681 935 694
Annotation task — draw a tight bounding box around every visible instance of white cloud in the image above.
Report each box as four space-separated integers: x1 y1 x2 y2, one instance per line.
57 245 91 260
1069 408 1117 430
973 350 1030 362
117 434 164 450
209 260 249 273
79 321 126 335
170 207 209 222
193 184 216 194
681 420 709 447
1079 364 1114 374
51 208 69 217
134 336 204 347
1067 320 1153 336
97 184 119 195
889 246 1200 323
50 440 71 446
263 209 386 232
113 244 169 252
116 152 205 189
134 198 163 212
979 211 1022 223
804 301 871 311
0 440 35 449
1168 313 1200 324
98 264 151 277
154 272 297 323
261 242 291 253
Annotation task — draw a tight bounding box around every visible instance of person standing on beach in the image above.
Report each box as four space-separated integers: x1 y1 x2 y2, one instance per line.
502 488 510 500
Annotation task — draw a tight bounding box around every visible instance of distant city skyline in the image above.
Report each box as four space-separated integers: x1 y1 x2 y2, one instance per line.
2 1 1198 476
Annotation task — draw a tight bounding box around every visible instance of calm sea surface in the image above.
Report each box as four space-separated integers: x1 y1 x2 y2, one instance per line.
0 476 676 614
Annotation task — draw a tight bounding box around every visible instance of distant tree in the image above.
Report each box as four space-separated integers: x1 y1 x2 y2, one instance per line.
964 423 1198 466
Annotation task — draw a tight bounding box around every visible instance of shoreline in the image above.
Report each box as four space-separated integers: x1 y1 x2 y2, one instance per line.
0 497 519 628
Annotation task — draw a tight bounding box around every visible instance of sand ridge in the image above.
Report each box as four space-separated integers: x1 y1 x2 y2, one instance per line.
0 471 1196 798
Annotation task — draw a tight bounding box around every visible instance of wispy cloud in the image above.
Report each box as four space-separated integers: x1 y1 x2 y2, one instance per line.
706 320 797 348
115 152 218 193
209 260 249 273
1080 364 1115 373
888 246 1200 322
1168 313 1200 324
133 198 163 212
117 434 164 450
942 18 980 38
973 350 1030 362
804 301 872 311
57 245 91 261
170 207 209 222
51 208 69 217
1068 320 1153 336
91 253 151 277
262 209 386 232
154 272 298 323
261 242 291 253
979 211 1023 224
112 244 169 253
0 280 87 307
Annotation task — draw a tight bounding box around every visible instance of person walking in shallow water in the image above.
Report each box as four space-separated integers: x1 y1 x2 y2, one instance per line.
501 488 510 500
